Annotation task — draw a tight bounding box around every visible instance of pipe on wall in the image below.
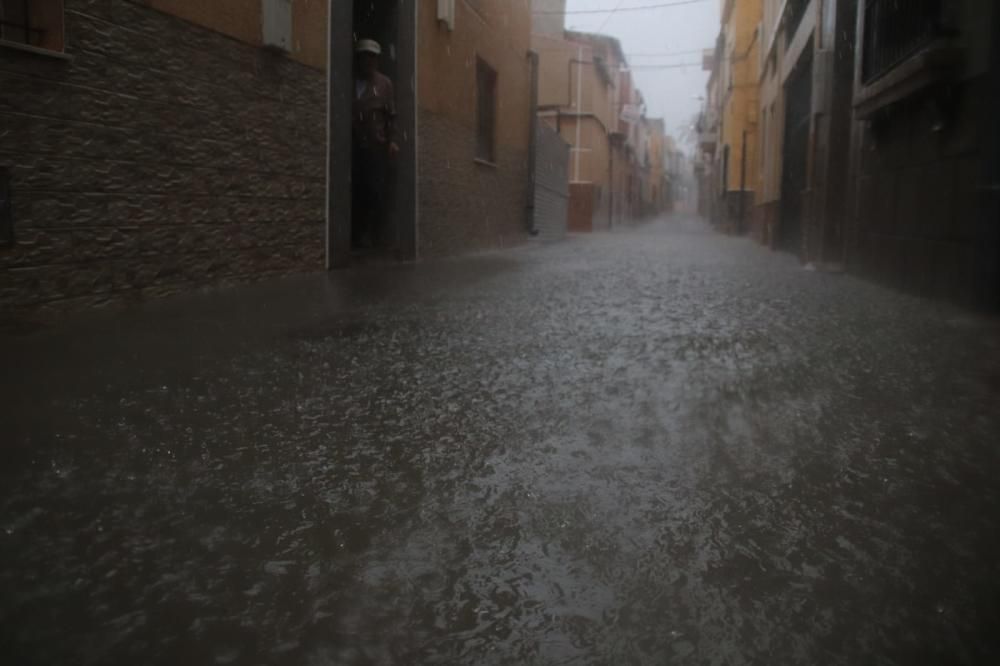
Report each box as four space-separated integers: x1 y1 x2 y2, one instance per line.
526 50 540 235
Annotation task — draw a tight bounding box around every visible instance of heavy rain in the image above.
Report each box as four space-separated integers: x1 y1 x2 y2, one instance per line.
2 0 999 664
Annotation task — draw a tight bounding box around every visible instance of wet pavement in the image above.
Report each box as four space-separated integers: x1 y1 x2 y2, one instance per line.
3 217 1000 665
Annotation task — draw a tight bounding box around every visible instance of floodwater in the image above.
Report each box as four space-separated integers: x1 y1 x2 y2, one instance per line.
2 218 1000 665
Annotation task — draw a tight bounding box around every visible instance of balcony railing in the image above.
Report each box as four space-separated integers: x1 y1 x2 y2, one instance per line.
862 0 943 84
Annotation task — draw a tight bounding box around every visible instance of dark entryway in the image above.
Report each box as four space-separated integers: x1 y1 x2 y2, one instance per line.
779 52 813 254
327 1 416 267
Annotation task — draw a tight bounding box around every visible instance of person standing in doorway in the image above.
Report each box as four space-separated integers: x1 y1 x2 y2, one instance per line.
352 38 399 249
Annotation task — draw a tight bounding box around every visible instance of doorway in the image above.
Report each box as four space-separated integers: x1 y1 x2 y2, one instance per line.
326 1 416 267
779 53 813 254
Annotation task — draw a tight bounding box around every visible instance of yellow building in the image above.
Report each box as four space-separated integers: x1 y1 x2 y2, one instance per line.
715 0 763 232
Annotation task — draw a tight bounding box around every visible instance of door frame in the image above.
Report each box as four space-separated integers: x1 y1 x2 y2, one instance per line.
326 1 417 268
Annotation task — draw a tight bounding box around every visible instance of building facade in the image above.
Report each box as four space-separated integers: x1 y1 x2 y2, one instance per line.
696 42 723 221
847 0 1000 307
715 0 763 233
647 118 668 215
416 0 534 256
755 0 857 261
534 27 634 232
532 1 647 234
2 0 535 314
744 0 1000 309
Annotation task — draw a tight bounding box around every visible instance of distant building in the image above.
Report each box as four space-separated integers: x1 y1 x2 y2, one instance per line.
715 0 763 233
533 24 638 232
647 119 668 214
696 40 724 221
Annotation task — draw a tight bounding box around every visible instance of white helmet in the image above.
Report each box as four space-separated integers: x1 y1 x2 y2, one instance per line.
355 39 381 55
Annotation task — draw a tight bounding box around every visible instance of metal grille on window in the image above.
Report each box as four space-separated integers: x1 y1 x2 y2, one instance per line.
862 0 943 84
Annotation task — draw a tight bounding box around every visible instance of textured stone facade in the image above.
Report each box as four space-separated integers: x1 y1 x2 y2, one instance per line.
417 110 529 257
0 0 326 314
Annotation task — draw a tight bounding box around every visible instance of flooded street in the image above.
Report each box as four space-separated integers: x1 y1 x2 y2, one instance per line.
3 218 1000 665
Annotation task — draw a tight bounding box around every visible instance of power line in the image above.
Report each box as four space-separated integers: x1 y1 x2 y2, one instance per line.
596 0 627 33
629 61 704 69
626 48 707 57
533 0 711 15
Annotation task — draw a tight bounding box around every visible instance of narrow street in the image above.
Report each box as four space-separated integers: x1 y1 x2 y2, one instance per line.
3 218 1000 665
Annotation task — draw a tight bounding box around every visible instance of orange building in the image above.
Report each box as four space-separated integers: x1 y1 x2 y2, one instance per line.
715 0 763 232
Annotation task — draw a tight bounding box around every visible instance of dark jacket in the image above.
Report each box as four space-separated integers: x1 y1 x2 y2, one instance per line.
353 71 397 152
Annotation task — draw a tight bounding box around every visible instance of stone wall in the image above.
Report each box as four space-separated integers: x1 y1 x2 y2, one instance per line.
417 110 530 257
0 0 326 314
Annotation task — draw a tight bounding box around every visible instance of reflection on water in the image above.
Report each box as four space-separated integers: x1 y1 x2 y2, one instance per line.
3 220 1000 664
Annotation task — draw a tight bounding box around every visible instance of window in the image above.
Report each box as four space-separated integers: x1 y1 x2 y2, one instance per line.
476 57 497 163
861 0 943 84
0 0 64 52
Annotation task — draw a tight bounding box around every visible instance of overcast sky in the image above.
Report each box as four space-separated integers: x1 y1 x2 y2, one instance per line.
563 0 720 150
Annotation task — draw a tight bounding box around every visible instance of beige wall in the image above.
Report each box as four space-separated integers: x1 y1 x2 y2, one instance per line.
534 29 622 211
534 33 618 135
416 0 534 254
535 33 575 109
532 0 566 36
137 0 326 70
419 0 533 155
554 116 608 185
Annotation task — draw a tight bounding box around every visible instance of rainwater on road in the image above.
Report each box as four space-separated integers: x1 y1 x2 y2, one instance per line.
3 218 1000 665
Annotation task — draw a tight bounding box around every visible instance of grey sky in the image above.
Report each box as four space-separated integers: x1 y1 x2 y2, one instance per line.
564 0 720 149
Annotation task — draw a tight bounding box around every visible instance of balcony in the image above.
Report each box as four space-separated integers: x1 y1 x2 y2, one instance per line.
862 0 943 84
854 0 959 118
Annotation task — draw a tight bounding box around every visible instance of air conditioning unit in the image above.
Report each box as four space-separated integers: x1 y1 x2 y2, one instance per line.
262 0 292 52
437 0 456 31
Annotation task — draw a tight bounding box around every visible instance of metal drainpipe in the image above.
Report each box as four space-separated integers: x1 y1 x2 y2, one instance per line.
989 0 1000 308
526 50 540 235
573 47 584 183
608 136 614 228
739 129 747 234
325 0 353 269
